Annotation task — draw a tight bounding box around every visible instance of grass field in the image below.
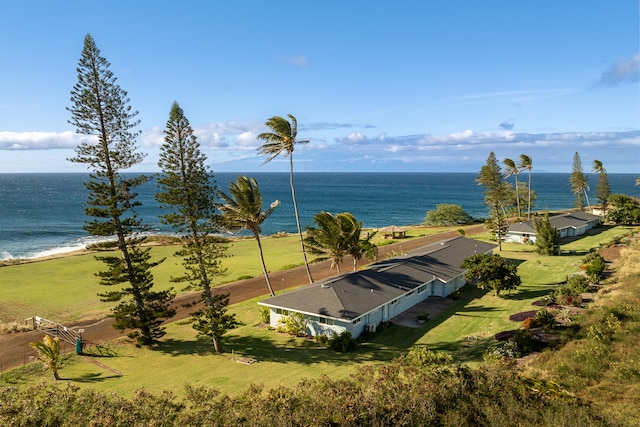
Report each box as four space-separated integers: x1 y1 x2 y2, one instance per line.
2 224 637 398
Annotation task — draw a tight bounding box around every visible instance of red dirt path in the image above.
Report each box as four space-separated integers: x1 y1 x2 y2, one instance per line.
0 228 478 372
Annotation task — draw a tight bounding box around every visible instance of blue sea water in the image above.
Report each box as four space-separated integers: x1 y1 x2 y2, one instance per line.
0 172 637 260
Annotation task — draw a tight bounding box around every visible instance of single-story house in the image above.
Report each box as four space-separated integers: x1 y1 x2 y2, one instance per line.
504 211 601 244
258 236 496 339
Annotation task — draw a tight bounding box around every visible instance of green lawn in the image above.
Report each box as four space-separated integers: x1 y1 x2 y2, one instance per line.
3 224 637 398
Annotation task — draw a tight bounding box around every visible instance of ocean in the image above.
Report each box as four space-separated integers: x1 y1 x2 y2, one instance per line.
0 172 637 260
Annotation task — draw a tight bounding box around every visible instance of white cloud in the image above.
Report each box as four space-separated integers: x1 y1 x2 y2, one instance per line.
595 53 640 87
235 131 259 148
0 131 83 150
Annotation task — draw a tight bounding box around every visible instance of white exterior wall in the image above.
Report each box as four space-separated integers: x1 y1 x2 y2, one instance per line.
267 275 471 339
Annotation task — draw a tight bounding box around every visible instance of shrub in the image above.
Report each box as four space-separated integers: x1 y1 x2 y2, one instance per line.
567 274 591 293
535 308 556 330
328 331 358 352
276 312 308 336
259 306 270 325
522 317 537 329
586 256 606 283
314 334 329 346
406 347 452 366
511 329 536 355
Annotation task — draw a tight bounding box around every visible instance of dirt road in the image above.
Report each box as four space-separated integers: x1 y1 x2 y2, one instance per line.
0 228 479 372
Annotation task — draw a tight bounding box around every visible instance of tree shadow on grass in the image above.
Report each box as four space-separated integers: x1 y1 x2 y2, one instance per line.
154 336 218 357
501 286 556 302
64 372 123 383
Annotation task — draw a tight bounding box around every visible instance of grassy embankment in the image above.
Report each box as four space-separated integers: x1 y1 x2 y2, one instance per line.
1 224 637 402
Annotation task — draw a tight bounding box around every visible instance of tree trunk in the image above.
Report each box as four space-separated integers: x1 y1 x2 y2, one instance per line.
212 335 223 353
254 232 275 296
290 156 314 284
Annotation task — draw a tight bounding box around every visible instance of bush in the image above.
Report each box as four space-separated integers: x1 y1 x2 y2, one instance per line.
406 347 452 366
328 331 358 352
314 334 329 346
567 274 591 293
259 306 270 325
535 308 556 330
276 312 308 336
522 317 537 329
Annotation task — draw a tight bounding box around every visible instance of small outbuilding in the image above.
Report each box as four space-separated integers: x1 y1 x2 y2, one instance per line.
379 225 407 239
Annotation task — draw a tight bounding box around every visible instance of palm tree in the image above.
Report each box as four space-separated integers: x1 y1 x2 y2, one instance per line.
257 114 313 284
30 335 61 380
593 159 611 215
518 154 533 220
218 176 280 297
304 211 349 274
503 158 521 218
347 226 378 271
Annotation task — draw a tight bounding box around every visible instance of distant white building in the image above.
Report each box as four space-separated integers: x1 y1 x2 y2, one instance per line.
504 211 601 244
258 236 496 339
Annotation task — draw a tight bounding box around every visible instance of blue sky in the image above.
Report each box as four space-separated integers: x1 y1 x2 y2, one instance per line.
1 1 638 173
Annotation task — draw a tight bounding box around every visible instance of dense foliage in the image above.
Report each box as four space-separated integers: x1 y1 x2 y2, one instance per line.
304 211 376 273
155 101 233 352
67 34 174 345
533 213 560 255
607 194 640 225
423 203 474 226
0 352 607 426
461 253 522 296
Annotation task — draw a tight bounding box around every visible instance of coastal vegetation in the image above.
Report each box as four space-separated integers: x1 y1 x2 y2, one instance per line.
156 101 237 353
476 151 510 250
257 114 314 284
1 226 638 425
218 176 281 297
304 211 376 273
570 151 591 210
423 203 474 226
67 34 175 345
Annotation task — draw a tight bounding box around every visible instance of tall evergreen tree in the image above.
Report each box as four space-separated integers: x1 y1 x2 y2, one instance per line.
593 160 611 215
155 101 237 353
569 152 590 210
67 34 174 345
257 114 314 284
518 154 533 220
476 152 510 250
533 213 560 255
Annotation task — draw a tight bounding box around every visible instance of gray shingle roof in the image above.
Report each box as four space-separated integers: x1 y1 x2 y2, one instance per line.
508 211 601 234
259 236 496 321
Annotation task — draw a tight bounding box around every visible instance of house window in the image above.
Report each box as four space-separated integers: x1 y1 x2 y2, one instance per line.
319 317 334 325
275 308 289 316
352 317 361 325
406 290 414 297
390 299 399 306
418 285 427 294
